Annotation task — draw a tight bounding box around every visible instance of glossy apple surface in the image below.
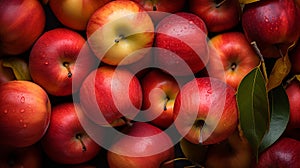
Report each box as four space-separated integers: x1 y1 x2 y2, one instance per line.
79 65 142 126
155 12 209 76
0 80 51 147
107 122 175 168
242 0 300 58
140 69 180 129
42 102 101 164
285 78 300 130
29 28 97 96
0 0 45 56
86 0 154 66
49 0 111 30
256 137 300 168
173 77 238 145
207 32 260 89
189 0 241 33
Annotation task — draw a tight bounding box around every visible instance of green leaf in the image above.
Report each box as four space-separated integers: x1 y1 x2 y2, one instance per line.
2 57 31 81
236 66 269 158
259 85 289 153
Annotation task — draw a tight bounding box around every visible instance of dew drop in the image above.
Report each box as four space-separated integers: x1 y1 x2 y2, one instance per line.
207 89 212 94
3 109 8 114
189 21 194 25
44 61 49 65
20 96 25 103
19 119 23 123
23 124 27 128
20 109 25 113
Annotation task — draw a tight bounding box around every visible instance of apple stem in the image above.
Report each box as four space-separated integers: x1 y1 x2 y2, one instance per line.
163 96 170 111
162 158 205 168
215 0 227 8
251 41 269 83
76 133 87 152
63 62 72 78
121 116 133 127
114 35 125 43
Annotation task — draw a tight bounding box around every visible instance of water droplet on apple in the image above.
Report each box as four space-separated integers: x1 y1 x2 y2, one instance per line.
20 96 25 103
19 119 23 123
23 124 27 128
3 109 8 114
44 61 49 65
20 109 25 113
207 89 212 94
188 21 194 25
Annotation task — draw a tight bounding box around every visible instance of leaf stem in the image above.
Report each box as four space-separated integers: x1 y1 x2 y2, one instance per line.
251 41 268 83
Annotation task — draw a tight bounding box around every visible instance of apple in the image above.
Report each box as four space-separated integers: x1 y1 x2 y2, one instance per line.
79 65 142 126
189 0 242 33
49 0 111 30
173 77 238 145
107 122 175 168
242 0 300 58
140 68 180 129
41 102 101 165
86 0 155 66
289 41 300 74
154 12 209 76
285 78 300 130
205 129 254 168
206 32 260 90
0 80 51 147
256 137 300 167
179 138 208 166
0 0 45 56
0 145 43 168
29 28 97 96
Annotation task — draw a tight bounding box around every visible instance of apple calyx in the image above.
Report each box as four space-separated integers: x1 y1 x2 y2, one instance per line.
114 35 126 43
63 62 72 78
75 133 87 152
230 63 237 71
215 0 227 8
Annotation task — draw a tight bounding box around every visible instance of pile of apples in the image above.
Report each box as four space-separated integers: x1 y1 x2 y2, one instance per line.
1 0 300 167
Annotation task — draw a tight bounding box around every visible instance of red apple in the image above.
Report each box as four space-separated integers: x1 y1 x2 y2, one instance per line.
173 77 238 145
242 0 300 58
41 102 101 165
29 28 97 96
107 122 175 168
289 41 300 74
285 78 300 130
86 0 155 66
140 68 180 129
0 145 43 168
189 0 242 33
49 0 111 30
154 12 209 76
0 0 45 56
0 80 51 147
79 65 142 126
256 137 300 168
206 32 260 90
205 130 254 168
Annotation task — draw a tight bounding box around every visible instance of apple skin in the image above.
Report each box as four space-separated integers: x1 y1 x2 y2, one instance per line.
155 12 209 76
205 130 254 168
206 32 260 90
41 102 101 165
0 0 45 56
140 69 180 129
49 0 111 30
129 0 186 13
79 65 142 126
29 28 97 96
86 0 155 66
285 78 300 130
0 80 51 147
242 0 300 58
256 137 300 168
173 77 238 145
289 41 300 74
0 145 43 168
107 122 175 168
189 0 242 33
